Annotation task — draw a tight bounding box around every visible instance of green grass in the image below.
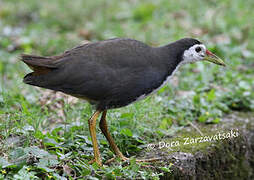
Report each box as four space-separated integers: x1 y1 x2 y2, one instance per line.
0 0 254 179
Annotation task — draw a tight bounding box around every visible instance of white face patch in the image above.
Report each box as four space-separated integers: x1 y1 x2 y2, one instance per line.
182 44 206 64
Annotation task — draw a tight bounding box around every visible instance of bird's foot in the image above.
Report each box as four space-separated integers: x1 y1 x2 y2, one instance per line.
105 156 161 165
88 159 102 166
105 155 129 164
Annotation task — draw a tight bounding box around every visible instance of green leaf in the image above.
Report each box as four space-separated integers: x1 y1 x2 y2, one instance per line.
37 158 59 167
34 130 45 139
43 137 59 147
36 158 59 172
158 86 167 94
25 146 50 158
193 94 200 105
37 165 54 172
198 115 208 123
0 157 12 168
120 113 134 119
13 166 38 179
159 118 172 130
160 166 171 173
53 173 68 180
207 89 216 102
212 117 220 124
9 147 26 160
239 81 251 90
120 128 133 137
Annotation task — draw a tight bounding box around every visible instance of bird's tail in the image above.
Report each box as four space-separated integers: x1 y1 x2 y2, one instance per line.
21 54 57 86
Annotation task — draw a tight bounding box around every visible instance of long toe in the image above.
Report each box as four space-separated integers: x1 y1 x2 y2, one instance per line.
88 159 95 164
105 156 161 165
88 159 102 166
105 156 129 164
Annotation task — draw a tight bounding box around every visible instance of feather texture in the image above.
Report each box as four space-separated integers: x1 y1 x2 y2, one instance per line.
21 38 201 110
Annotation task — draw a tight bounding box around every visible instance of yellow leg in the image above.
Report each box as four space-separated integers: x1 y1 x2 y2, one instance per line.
99 110 128 161
99 110 161 164
88 110 102 166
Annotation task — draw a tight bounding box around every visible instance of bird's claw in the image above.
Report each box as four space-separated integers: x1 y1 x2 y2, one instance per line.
88 159 102 166
105 156 129 164
105 156 161 165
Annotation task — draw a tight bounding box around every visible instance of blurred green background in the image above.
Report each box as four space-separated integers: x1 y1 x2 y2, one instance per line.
0 0 254 179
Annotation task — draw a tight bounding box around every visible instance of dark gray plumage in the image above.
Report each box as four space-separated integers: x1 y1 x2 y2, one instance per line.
22 38 201 110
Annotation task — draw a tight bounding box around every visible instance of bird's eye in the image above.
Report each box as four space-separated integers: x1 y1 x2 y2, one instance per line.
195 47 202 53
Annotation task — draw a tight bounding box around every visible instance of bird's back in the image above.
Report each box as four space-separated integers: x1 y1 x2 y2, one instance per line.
22 38 170 109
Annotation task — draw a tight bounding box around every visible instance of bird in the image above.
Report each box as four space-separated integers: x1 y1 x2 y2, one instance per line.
20 38 225 166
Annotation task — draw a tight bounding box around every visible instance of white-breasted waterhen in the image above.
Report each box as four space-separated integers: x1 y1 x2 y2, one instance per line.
21 38 225 166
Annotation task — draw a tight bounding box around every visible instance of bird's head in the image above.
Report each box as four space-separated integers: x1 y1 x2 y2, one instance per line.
177 38 226 66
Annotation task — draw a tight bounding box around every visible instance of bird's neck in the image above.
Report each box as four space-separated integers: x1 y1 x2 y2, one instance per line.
153 42 184 74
